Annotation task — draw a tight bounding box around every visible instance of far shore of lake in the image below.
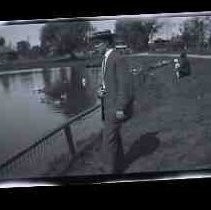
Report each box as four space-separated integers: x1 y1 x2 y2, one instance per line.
0 56 102 72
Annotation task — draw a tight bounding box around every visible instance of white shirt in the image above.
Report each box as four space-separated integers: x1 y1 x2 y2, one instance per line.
101 48 114 89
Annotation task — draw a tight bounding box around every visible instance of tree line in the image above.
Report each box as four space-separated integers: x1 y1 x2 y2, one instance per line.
0 21 94 61
1 16 211 62
179 17 211 52
38 17 211 54
115 17 211 53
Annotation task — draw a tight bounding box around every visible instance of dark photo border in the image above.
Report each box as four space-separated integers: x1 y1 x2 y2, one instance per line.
1 2 211 193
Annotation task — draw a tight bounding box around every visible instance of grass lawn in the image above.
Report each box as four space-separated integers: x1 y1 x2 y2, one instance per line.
121 56 211 173
63 55 211 176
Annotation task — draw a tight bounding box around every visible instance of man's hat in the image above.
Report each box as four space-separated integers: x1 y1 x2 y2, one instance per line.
91 30 116 41
180 51 187 58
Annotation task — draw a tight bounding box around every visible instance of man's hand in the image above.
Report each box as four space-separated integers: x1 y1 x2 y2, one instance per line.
116 110 125 121
174 58 180 69
97 87 106 99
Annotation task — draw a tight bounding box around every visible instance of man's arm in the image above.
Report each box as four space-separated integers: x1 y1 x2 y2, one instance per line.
115 54 131 113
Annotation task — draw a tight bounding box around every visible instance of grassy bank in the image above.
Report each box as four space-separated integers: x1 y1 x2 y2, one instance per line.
61 55 211 175
149 49 211 55
0 56 102 72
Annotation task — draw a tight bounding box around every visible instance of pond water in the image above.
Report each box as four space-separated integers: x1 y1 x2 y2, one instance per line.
0 66 101 165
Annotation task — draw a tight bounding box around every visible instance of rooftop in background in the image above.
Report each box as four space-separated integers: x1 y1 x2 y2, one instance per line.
91 30 114 38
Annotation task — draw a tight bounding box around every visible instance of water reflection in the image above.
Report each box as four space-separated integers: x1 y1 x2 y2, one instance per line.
42 68 52 89
0 75 10 92
40 65 97 117
19 73 34 90
0 66 100 165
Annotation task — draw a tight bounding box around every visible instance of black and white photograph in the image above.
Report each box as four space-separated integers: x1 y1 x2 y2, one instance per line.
1 12 211 181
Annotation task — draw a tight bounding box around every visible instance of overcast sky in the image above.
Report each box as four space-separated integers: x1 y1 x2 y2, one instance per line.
0 20 116 48
0 17 189 48
154 17 188 39
0 24 43 48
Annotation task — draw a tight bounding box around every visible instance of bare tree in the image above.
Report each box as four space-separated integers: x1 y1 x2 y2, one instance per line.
115 18 162 52
180 17 209 51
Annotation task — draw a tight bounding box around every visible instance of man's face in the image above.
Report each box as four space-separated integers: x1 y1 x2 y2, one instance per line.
105 41 110 48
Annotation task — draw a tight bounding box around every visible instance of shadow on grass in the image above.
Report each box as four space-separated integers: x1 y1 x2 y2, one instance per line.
116 131 160 173
45 131 160 176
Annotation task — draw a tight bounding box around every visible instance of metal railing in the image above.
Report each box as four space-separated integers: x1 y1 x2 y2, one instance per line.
0 104 101 178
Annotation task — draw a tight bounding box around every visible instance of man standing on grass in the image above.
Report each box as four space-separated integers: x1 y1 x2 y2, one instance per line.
173 51 191 82
93 31 134 174
177 51 191 79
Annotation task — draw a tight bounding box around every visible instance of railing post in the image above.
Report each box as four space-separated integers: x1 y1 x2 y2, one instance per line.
101 97 105 121
0 104 100 175
64 125 76 155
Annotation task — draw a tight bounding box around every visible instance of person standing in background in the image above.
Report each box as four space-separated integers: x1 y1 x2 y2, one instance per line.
177 51 191 79
94 31 134 174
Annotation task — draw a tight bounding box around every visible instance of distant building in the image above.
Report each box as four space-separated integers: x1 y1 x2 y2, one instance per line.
149 37 184 52
149 38 170 52
92 30 113 39
169 36 185 51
